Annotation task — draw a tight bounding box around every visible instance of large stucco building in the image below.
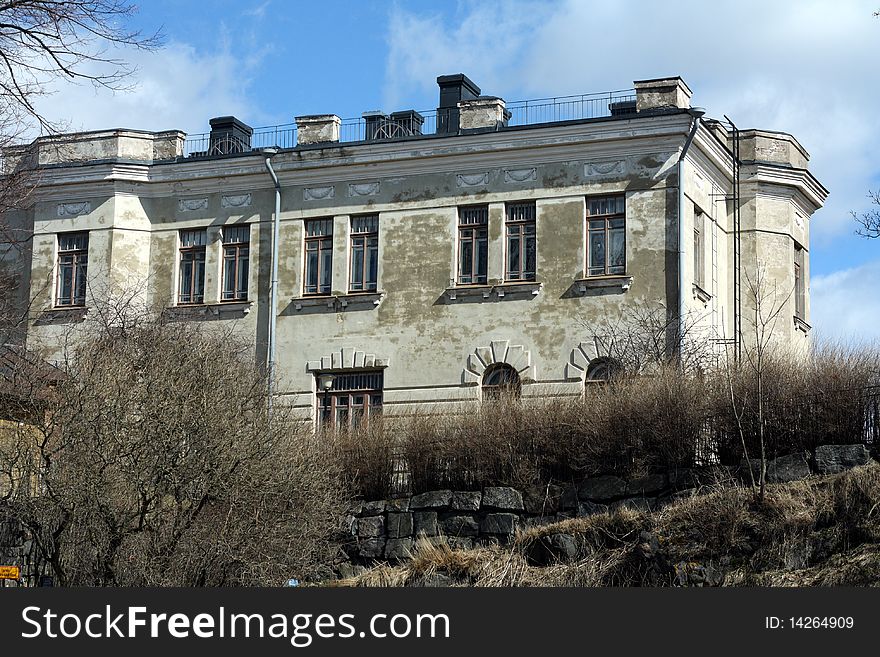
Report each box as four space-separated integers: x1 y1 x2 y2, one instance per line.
1 74 827 427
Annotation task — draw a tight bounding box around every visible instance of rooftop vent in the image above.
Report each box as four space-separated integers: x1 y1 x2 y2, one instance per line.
363 110 425 140
208 116 253 155
436 74 481 134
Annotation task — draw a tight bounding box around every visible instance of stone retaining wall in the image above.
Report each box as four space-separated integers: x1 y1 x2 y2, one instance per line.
341 444 874 569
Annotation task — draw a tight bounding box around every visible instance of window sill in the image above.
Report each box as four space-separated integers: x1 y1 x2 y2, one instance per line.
444 281 542 301
34 306 88 325
164 301 253 320
692 284 712 305
574 275 633 294
292 292 385 311
794 316 811 334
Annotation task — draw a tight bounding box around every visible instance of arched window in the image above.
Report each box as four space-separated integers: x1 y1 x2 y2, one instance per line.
585 357 621 385
482 363 521 400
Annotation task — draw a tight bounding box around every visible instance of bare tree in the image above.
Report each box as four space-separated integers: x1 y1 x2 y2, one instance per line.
721 266 793 502
853 190 880 239
1 305 347 586
0 1 161 132
580 300 716 378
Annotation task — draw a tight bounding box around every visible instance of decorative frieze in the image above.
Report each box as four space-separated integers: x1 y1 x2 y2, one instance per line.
348 182 380 197
303 186 335 201
220 193 251 208
503 167 537 183
584 160 626 177
57 202 91 217
456 172 489 188
177 198 208 212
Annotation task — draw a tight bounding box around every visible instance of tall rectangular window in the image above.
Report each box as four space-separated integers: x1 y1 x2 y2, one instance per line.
221 225 249 301
458 205 488 285
505 202 536 281
56 232 88 307
587 195 626 277
350 215 379 292
178 229 207 305
318 371 383 431
694 206 705 289
794 244 805 320
305 219 333 295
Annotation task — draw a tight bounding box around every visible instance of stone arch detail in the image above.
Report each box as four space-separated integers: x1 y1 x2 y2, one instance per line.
565 339 610 382
463 339 536 385
306 347 389 372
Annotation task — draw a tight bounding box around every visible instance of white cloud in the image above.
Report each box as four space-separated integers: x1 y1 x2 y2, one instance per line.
811 259 880 343
30 39 273 137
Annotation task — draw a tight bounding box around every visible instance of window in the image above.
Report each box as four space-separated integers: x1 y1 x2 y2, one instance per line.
586 195 626 276
506 202 536 281
178 229 207 304
794 244 805 320
457 205 488 285
318 371 383 430
305 219 333 295
221 225 249 301
585 358 621 385
350 215 379 292
694 206 705 289
56 232 88 307
482 363 521 400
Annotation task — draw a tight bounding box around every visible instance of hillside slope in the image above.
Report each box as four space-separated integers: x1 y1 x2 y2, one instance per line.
335 463 880 587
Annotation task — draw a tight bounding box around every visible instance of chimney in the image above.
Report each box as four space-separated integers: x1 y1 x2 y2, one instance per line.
633 77 692 112
436 74 481 134
208 116 253 155
295 114 342 145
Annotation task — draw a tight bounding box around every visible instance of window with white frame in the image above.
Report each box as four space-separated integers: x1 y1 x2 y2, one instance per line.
221 225 250 301
586 195 626 277
178 229 207 304
56 232 88 307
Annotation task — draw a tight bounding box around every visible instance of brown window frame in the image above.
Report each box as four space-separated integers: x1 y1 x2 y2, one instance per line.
349 215 379 293
318 371 383 431
505 202 537 281
304 219 333 296
457 205 488 285
794 244 805 320
694 206 705 289
178 229 207 305
586 195 626 277
221 225 250 302
55 232 88 307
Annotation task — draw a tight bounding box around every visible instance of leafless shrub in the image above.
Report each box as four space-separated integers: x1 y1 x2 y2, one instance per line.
0 313 346 586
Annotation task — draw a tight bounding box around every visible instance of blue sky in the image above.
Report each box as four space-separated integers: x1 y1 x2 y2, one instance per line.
34 0 880 342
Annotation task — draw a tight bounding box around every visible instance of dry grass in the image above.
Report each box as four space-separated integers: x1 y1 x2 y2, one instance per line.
335 347 880 500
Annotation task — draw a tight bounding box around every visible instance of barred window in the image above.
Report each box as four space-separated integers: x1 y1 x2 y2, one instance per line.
350 215 379 292
222 225 249 301
587 195 626 276
318 371 383 430
305 219 333 295
458 205 488 285
56 232 88 307
178 229 207 304
506 202 536 281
